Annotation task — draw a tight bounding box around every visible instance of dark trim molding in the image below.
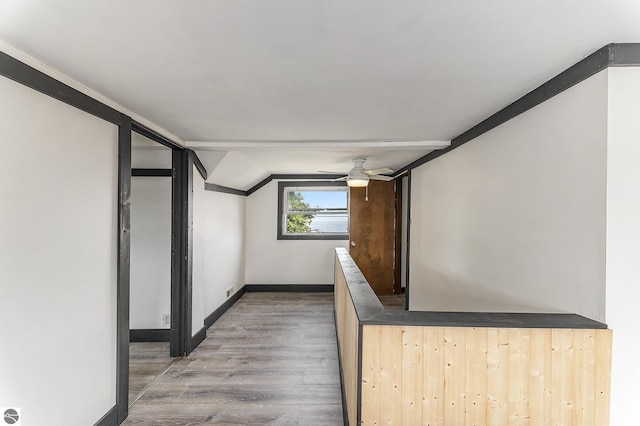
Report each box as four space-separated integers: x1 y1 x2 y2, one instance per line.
612 43 640 65
0 51 122 125
247 174 344 195
356 324 364 425
405 171 411 310
205 286 247 327
130 329 171 342
245 284 334 292
184 151 195 355
170 149 188 357
132 168 172 177
191 150 208 180
93 406 118 426
116 115 132 424
204 182 247 196
132 122 182 150
393 43 640 176
188 326 207 353
276 181 349 241
246 175 273 195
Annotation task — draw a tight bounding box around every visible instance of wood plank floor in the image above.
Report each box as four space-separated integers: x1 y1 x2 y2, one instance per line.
129 342 176 406
123 292 343 425
378 294 405 310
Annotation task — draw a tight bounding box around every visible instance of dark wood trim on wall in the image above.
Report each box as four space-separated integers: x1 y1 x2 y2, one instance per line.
247 173 344 195
393 43 640 176
204 286 247 327
94 406 118 426
170 150 207 357
191 150 208 180
405 171 411 310
204 182 248 196
246 175 273 195
612 43 640 65
0 52 122 125
132 122 183 150
184 151 195 355
132 168 172 177
205 173 345 197
116 115 132 424
356 323 364 425
189 327 207 353
170 149 188 357
130 329 171 342
245 284 334 292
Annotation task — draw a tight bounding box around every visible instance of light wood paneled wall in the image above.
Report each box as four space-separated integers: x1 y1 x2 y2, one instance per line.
335 260 360 426
360 325 612 426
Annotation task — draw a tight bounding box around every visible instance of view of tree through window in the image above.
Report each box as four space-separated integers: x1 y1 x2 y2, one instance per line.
286 192 315 233
285 189 348 234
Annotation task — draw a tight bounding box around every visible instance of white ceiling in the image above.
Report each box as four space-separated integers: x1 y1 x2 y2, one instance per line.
2 1 640 188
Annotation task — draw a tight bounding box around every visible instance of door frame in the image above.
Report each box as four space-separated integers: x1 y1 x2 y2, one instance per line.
131 124 190 358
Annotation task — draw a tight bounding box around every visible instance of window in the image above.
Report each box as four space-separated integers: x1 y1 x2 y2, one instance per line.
277 181 349 240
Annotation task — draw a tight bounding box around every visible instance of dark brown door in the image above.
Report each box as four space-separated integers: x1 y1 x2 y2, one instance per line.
349 180 396 295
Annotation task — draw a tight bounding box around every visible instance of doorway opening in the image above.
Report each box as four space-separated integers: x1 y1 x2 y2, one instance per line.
348 178 407 310
128 131 176 405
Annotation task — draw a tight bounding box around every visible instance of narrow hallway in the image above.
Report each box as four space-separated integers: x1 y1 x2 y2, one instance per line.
123 292 343 425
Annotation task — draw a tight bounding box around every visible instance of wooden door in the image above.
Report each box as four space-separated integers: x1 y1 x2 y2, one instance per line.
349 180 396 295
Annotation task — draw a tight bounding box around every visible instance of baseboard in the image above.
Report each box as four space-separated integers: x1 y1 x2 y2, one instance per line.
129 329 170 342
187 286 247 354
205 286 247 328
188 326 207 353
245 284 334 292
93 405 117 426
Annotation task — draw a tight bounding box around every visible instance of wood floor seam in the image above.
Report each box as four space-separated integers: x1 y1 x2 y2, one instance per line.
126 292 344 425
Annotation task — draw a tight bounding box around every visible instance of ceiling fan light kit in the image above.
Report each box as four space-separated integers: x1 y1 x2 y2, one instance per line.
347 177 370 187
324 157 395 187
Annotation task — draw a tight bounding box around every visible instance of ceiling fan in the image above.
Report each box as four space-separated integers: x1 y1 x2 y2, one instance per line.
321 158 394 187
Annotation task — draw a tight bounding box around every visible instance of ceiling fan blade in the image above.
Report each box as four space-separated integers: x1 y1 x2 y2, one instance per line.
365 167 393 175
369 175 394 181
317 170 343 174
332 176 348 182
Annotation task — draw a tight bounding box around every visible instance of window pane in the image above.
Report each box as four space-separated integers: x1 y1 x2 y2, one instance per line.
288 190 347 211
280 184 349 238
286 213 315 234
309 214 349 233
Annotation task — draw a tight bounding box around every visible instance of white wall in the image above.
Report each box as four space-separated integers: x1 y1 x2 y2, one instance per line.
192 168 247 335
0 76 118 425
245 180 349 285
409 70 608 321
131 146 172 168
201 189 246 316
605 67 640 426
130 175 172 329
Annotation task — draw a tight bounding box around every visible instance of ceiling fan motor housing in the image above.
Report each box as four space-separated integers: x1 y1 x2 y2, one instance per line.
347 158 370 187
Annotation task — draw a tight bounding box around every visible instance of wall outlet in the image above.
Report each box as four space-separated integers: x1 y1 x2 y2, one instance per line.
226 287 234 298
162 313 171 325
